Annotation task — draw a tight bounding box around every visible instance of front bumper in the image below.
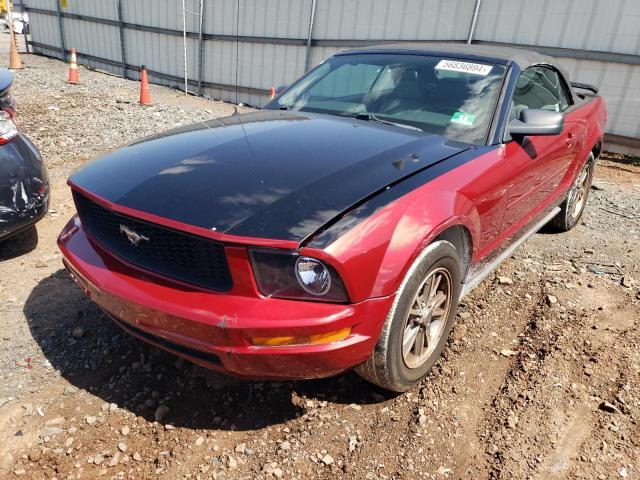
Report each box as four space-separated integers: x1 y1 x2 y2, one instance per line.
58 217 394 379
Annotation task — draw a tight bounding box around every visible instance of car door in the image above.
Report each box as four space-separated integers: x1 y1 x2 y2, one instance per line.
501 65 579 234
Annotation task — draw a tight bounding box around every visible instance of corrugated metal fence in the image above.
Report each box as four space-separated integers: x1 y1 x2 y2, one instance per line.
22 0 640 151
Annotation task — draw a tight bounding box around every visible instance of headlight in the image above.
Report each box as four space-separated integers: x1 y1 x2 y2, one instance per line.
295 256 331 295
249 249 349 303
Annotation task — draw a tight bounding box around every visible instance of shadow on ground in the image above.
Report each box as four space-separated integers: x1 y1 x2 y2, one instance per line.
0 225 38 261
24 269 393 432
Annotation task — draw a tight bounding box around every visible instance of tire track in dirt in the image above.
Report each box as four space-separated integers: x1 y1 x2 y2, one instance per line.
482 282 640 480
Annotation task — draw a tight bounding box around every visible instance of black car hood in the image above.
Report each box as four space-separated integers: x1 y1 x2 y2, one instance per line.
70 111 469 243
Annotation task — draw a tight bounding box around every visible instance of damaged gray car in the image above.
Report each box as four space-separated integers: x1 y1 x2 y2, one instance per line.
0 69 49 241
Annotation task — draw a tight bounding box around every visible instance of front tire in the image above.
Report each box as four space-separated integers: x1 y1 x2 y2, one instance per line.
549 152 595 232
356 241 462 392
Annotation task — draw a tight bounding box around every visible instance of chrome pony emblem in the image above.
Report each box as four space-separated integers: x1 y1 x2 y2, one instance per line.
119 224 149 246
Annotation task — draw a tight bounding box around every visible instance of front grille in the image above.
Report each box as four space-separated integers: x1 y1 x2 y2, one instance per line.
73 191 233 292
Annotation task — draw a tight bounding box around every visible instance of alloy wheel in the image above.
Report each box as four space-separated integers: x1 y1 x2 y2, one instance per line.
568 164 592 220
401 268 453 369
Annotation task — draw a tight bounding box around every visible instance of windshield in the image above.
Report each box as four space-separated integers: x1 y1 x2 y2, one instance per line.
270 53 507 145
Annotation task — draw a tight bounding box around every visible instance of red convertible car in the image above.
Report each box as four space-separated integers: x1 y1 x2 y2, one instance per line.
58 44 606 391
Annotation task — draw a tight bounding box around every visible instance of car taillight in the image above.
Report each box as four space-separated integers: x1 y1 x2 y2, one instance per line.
0 110 18 145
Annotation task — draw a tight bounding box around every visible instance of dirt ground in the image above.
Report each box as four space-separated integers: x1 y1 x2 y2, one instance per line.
1 46 639 480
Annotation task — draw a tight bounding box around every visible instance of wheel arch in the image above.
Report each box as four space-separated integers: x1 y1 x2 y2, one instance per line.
591 140 602 160
433 224 473 281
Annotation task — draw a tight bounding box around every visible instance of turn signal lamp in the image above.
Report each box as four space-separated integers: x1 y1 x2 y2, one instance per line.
251 327 351 347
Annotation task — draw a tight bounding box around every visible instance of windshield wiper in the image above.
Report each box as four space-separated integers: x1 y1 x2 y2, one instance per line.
354 113 423 132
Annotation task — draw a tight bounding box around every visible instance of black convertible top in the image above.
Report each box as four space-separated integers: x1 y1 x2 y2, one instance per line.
345 42 556 70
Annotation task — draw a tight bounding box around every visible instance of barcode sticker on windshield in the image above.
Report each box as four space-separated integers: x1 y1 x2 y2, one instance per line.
435 60 493 76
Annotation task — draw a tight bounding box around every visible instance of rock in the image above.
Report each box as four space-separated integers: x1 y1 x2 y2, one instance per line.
598 401 620 414
485 443 499 455
234 442 246 454
109 451 120 467
121 425 130 436
117 442 127 452
13 469 26 476
500 349 518 357
45 417 65 426
101 402 109 412
507 413 519 429
498 276 513 285
63 386 78 396
43 427 63 436
279 441 290 452
109 403 118 413
132 452 142 462
85 415 97 425
621 276 632 288
93 453 104 465
321 454 334 466
348 436 358 452
35 260 48 268
72 327 85 338
227 456 238 469
272 467 284 478
436 466 452 476
195 437 205 447
546 295 558 306
28 451 41 462
154 405 170 422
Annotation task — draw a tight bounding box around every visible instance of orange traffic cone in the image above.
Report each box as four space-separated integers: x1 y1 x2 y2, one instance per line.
8 33 23 70
269 86 276 99
139 65 152 105
67 48 79 84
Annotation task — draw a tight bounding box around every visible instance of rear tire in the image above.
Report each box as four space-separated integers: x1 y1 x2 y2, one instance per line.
355 241 462 392
549 152 595 232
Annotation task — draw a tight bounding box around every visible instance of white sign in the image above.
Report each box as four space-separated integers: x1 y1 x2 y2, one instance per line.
435 59 493 76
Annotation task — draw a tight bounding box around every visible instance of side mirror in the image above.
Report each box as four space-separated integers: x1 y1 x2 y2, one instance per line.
509 109 564 137
275 84 289 95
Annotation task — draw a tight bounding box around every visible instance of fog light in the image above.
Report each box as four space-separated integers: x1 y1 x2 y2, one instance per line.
251 327 351 347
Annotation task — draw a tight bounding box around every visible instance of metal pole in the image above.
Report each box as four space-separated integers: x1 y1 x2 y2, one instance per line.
197 0 204 96
7 0 14 38
55 0 66 60
117 0 127 78
18 0 28 52
466 0 482 44
182 0 188 94
303 0 317 72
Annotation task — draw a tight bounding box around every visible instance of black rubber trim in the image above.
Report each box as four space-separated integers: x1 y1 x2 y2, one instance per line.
108 313 222 366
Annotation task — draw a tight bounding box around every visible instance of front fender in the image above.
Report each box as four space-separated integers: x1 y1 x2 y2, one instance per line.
319 186 480 302
307 146 505 303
